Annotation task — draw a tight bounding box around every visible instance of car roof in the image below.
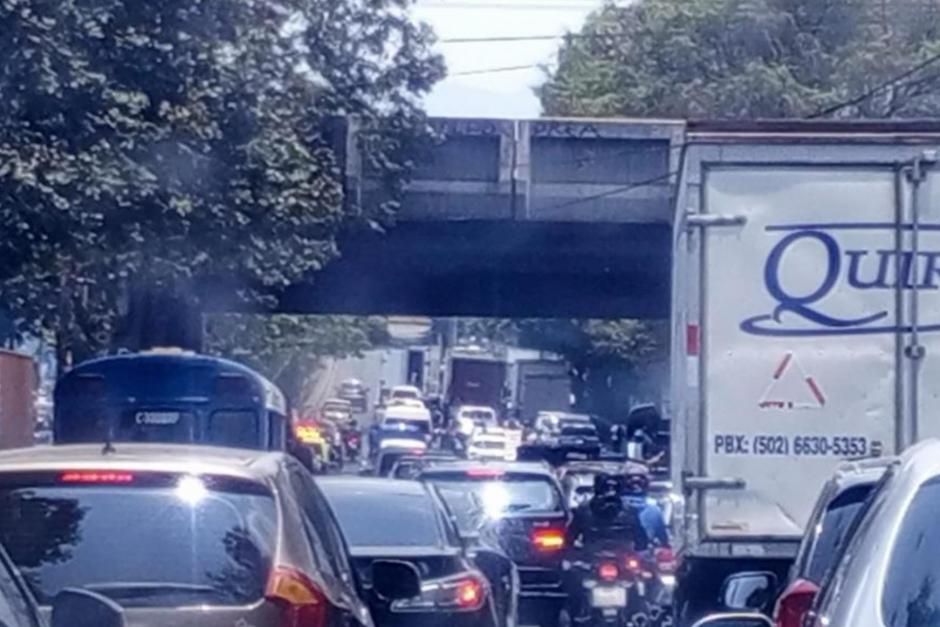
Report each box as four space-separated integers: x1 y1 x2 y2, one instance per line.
459 405 496 412
827 455 898 491
391 385 421 393
318 475 430 493
0 443 287 481
419 460 554 477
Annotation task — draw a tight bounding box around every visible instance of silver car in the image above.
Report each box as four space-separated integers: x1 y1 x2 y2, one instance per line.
811 439 940 627
0 443 376 627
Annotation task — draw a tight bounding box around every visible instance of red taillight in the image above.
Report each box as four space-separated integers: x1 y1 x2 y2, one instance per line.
466 468 505 478
455 578 484 609
531 528 565 552
774 578 819 627
654 547 678 574
266 566 327 627
59 471 134 484
598 562 619 582
625 555 642 573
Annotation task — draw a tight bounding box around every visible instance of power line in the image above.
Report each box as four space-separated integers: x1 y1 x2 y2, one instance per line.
450 64 546 76
440 34 577 43
807 50 940 118
540 170 678 212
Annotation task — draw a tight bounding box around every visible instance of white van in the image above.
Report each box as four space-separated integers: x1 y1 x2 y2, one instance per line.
381 404 433 441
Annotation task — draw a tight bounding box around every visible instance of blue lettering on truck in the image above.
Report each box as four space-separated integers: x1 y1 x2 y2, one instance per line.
741 223 940 337
714 434 868 456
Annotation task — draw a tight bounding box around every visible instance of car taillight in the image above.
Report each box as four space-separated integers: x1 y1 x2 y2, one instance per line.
392 574 486 613
774 578 819 627
266 566 327 627
598 562 619 582
625 554 642 573
455 578 484 609
466 468 505 478
59 471 134 484
531 528 565 552
654 547 678 574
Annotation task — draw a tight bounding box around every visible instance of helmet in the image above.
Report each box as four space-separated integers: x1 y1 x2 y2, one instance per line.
623 462 650 495
593 472 623 499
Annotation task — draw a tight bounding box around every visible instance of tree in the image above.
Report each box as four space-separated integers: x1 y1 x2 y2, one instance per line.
204 314 388 408
0 0 443 365
539 0 940 119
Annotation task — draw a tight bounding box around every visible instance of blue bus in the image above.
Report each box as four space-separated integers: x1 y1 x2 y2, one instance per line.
53 350 289 450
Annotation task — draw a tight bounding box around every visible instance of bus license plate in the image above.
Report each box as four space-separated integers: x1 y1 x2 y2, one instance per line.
591 586 627 608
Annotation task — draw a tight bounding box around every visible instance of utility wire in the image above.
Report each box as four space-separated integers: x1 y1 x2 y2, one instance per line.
539 170 678 212
806 50 940 118
450 63 547 76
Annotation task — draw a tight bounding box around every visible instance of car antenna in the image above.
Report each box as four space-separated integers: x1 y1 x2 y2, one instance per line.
102 425 117 455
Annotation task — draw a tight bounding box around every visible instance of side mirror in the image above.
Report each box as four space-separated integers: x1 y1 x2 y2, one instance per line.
51 588 125 627
691 613 774 627
720 571 777 611
371 560 422 600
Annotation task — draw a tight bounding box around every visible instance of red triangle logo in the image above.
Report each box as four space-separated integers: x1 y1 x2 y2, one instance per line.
758 352 826 410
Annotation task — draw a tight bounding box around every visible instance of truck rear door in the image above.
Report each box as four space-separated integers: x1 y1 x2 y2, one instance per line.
700 166 900 540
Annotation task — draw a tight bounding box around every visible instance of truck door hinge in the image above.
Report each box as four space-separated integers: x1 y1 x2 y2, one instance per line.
682 475 746 494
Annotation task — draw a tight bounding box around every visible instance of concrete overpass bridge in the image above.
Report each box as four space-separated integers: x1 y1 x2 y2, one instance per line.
279 117 685 320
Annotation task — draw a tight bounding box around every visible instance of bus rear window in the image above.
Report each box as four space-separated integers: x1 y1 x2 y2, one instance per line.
208 410 260 448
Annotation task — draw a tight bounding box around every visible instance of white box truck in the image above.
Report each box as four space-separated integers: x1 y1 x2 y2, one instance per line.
670 121 940 621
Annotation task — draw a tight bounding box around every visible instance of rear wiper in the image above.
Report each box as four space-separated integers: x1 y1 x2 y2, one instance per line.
85 582 223 600
506 503 533 512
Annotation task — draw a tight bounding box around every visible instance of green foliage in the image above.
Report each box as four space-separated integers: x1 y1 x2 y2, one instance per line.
540 0 940 118
0 0 443 361
204 314 388 407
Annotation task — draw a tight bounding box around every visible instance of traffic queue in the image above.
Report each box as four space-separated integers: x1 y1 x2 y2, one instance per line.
7 348 932 627
0 349 682 627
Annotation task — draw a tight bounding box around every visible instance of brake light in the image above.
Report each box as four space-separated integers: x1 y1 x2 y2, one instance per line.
774 579 819 627
59 471 134 484
654 547 678 574
266 566 327 627
531 528 565 551
466 468 505 478
625 555 642 573
598 562 619 582
456 578 484 609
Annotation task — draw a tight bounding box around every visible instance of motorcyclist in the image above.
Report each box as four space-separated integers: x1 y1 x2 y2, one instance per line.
564 473 648 621
621 463 669 549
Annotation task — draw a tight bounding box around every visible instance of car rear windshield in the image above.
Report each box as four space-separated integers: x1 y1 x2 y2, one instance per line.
383 419 430 434
322 485 445 547
423 472 562 514
560 422 596 437
883 476 940 627
805 484 873 583
463 410 494 421
0 472 277 607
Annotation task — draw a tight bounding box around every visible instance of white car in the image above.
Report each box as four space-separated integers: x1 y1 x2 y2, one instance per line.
468 426 515 461
455 405 498 437
389 385 422 402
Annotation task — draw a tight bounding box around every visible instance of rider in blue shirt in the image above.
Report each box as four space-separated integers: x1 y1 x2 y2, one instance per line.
622 463 670 550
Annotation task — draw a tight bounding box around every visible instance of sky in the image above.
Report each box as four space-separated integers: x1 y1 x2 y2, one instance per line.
413 0 608 119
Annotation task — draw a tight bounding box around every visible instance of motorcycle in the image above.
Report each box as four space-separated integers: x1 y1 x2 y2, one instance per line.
561 548 654 627
343 428 362 462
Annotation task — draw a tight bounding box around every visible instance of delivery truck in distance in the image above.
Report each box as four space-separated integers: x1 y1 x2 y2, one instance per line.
0 350 35 449
511 359 570 425
445 349 506 418
670 121 940 622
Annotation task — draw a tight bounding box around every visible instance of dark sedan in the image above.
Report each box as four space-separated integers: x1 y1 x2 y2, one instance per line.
318 477 511 627
418 462 569 627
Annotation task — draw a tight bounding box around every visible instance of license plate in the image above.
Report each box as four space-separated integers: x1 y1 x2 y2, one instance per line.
591 586 627 608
